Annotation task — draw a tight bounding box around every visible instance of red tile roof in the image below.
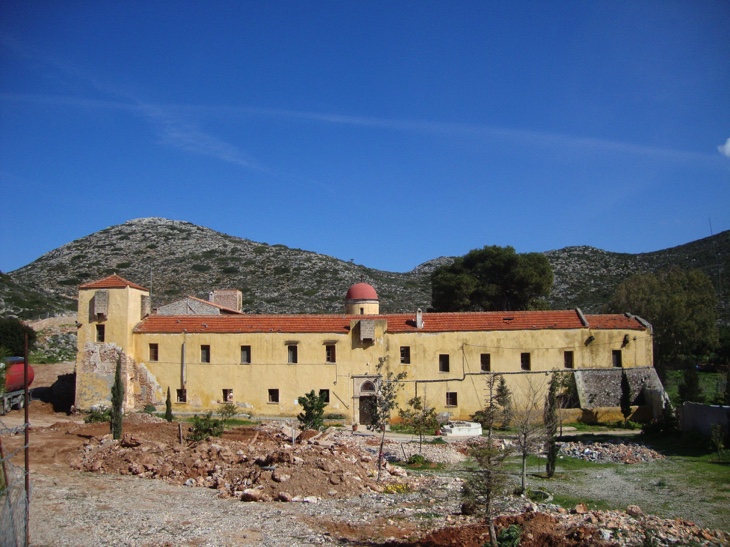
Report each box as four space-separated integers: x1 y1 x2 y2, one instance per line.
585 314 649 330
134 309 647 335
79 274 148 291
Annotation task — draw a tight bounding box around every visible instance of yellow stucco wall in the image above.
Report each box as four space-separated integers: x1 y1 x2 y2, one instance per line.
131 324 652 422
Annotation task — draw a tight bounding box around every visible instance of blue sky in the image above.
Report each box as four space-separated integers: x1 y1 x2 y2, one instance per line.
1 1 729 274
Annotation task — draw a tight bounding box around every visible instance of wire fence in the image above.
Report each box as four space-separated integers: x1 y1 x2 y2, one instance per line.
0 419 29 547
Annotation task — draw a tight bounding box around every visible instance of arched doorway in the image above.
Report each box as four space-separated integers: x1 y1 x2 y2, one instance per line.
357 380 377 425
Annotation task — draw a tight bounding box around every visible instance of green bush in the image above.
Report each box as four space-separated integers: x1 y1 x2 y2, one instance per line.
188 411 224 441
142 404 157 414
498 524 522 547
407 453 427 465
85 406 111 423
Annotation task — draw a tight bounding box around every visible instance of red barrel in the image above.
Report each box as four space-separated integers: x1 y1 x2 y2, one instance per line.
3 361 35 392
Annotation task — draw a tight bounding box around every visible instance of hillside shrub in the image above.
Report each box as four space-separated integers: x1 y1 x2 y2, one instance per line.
188 412 224 441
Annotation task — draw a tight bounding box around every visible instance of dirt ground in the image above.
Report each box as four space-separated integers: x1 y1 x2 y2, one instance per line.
2 363 729 547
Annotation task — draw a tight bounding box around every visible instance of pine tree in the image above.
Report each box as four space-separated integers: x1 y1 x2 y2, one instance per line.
164 387 173 422
495 375 513 429
110 353 124 440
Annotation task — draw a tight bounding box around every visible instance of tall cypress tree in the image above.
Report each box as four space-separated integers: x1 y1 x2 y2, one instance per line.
164 386 173 422
544 372 559 478
110 353 124 440
620 371 632 427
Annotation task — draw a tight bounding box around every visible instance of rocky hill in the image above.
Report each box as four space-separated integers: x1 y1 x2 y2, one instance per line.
3 218 728 322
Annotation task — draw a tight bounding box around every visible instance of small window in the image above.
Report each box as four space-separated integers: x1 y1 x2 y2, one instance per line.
564 350 574 369
612 350 623 368
361 380 376 393
520 353 531 371
360 307 364 315
439 354 450 373
325 344 336 363
148 343 159 362
96 324 105 343
287 344 298 364
201 345 211 363
446 392 458 406
222 388 234 402
240 345 251 364
176 389 187 403
268 388 280 403
319 389 330 403
480 353 491 372
400 346 411 364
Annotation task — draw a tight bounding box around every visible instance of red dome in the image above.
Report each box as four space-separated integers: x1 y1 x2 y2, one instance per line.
345 283 378 301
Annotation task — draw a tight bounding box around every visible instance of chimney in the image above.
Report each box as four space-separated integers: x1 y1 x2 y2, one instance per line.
209 289 243 312
416 308 424 329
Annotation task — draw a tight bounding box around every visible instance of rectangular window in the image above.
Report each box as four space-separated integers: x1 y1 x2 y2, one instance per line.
521 352 531 371
201 345 211 363
176 389 187 403
446 392 458 406
439 354 450 373
149 343 159 362
480 353 491 372
319 389 330 403
240 345 251 364
95 324 105 343
268 388 280 403
287 345 298 364
612 350 623 368
222 388 234 402
564 350 574 369
325 344 336 363
400 346 411 364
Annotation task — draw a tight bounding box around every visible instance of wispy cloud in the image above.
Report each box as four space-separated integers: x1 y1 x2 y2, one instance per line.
188 104 722 165
718 138 730 158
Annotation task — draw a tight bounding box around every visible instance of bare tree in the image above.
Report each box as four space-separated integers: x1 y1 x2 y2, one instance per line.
367 356 407 481
514 376 546 495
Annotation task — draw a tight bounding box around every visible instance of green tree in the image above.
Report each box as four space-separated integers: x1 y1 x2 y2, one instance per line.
399 396 438 452
620 371 632 426
110 353 124 440
164 387 173 422
367 356 407 481
462 442 512 547
431 245 553 312
543 372 559 478
218 402 238 426
724 367 730 406
462 373 513 547
297 389 327 431
678 365 704 405
0 318 36 356
495 375 514 429
605 268 719 378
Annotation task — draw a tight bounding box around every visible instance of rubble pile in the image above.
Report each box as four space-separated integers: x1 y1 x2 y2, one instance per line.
559 440 665 464
71 422 409 502
542 504 730 546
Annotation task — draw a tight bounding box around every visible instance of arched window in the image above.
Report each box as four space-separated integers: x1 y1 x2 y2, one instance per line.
361 380 376 393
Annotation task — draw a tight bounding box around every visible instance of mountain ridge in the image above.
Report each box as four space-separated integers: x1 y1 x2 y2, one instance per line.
2 217 728 322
